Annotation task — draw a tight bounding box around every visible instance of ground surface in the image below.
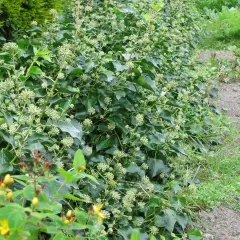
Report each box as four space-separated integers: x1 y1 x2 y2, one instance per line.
198 50 235 62
197 51 240 240
199 206 240 240
218 83 240 122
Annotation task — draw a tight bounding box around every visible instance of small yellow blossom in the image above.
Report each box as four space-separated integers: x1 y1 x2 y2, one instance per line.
0 219 9 236
93 203 105 223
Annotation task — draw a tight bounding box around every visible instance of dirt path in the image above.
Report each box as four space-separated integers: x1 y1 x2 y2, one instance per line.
218 83 240 121
198 50 236 63
197 51 240 240
199 206 240 240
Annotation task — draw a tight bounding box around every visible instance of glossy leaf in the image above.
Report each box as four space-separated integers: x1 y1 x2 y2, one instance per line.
74 149 86 172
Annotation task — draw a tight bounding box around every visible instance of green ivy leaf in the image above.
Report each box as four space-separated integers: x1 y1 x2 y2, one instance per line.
171 144 186 156
155 209 177 233
85 61 95 73
68 68 83 76
96 137 115 151
100 70 114 82
176 214 188 230
160 110 174 124
187 229 203 240
27 66 43 76
127 164 145 177
136 75 155 90
53 120 82 140
114 90 126 100
0 149 14 173
113 61 128 72
147 158 170 178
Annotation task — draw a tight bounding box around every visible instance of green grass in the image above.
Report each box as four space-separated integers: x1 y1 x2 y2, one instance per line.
200 8 240 50
183 127 240 211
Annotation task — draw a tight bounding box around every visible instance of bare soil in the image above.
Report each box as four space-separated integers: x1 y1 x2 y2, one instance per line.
218 82 240 122
199 206 240 240
198 50 236 63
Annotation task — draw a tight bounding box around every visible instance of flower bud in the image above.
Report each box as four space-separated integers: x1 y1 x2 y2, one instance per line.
64 220 70 225
0 183 6 188
3 174 11 185
19 161 24 168
33 149 38 156
66 210 72 218
78 165 86 171
46 162 53 169
7 191 13 199
9 178 14 184
32 197 39 206
35 189 40 196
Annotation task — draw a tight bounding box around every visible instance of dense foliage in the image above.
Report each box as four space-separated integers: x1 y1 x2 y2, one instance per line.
200 6 240 49
206 8 240 39
0 0 226 239
0 0 63 40
195 0 239 11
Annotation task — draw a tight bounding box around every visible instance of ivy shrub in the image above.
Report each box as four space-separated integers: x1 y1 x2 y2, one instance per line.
0 0 226 239
0 0 63 40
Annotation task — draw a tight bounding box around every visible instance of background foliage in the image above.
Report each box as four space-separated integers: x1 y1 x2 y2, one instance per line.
0 0 63 40
195 0 239 11
200 7 240 49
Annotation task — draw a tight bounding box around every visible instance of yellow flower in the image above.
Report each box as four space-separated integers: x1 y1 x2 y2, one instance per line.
93 203 103 214
0 219 9 236
93 204 105 223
